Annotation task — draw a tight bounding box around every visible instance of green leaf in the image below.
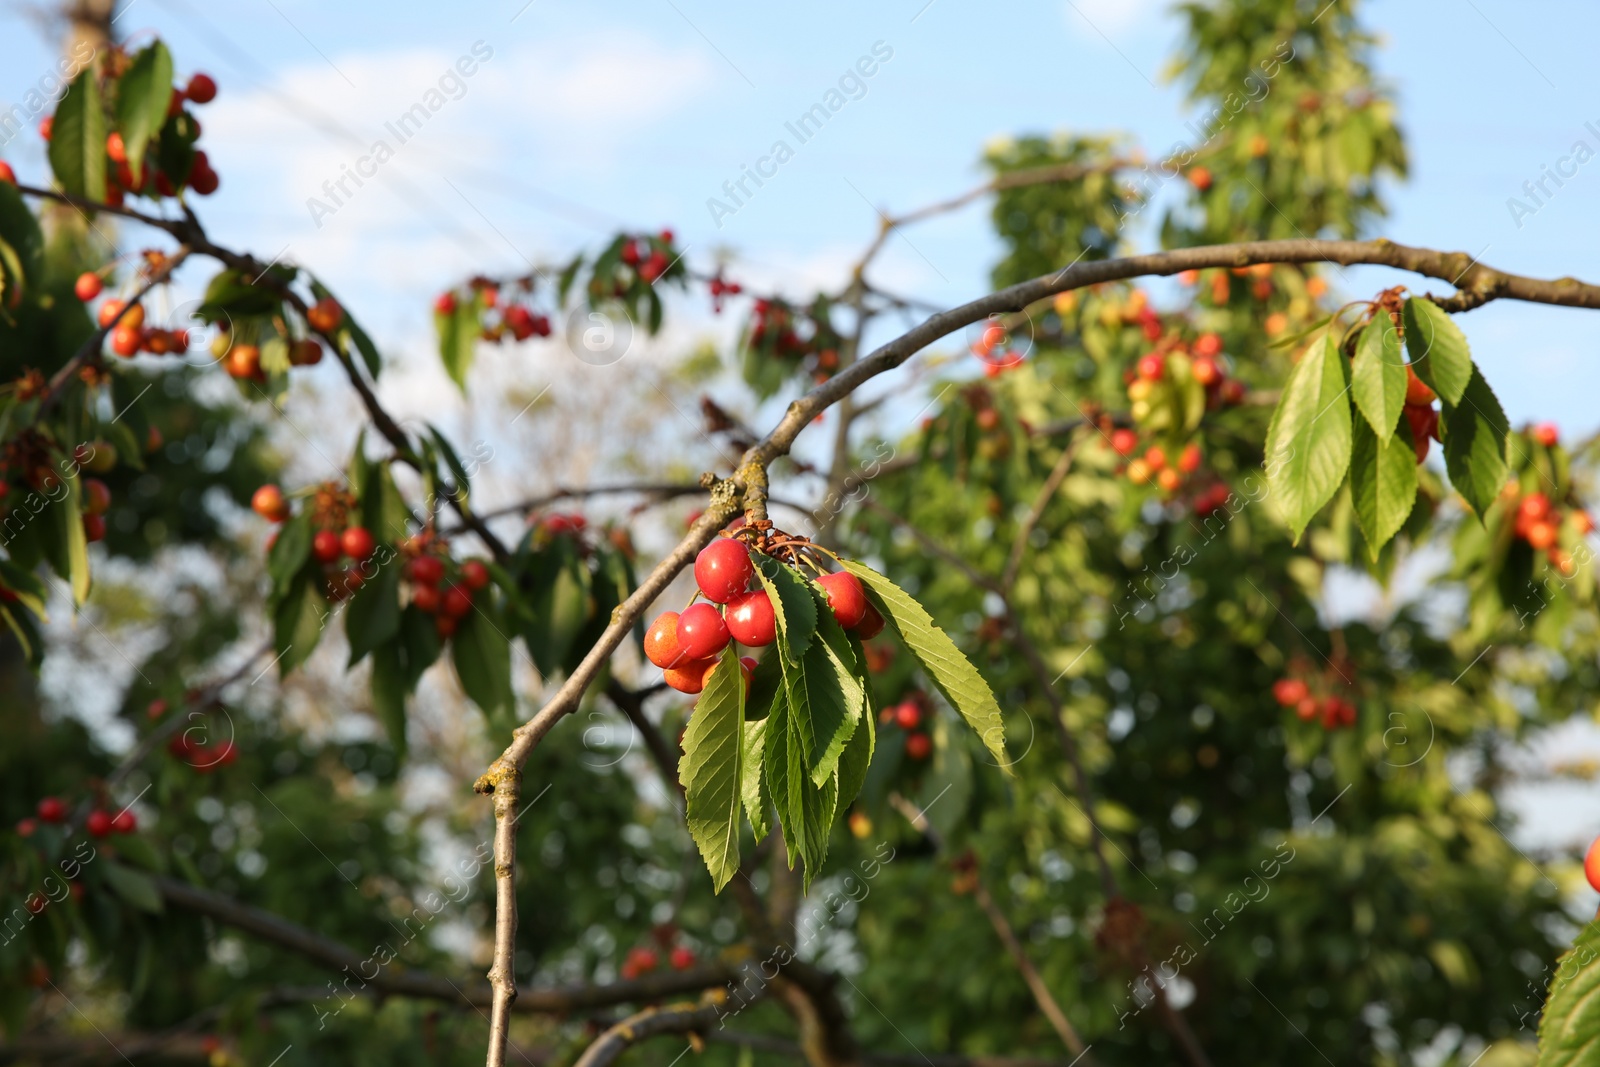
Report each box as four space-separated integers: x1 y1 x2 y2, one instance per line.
1440 364 1509 519
63 472 89 606
682 646 746 891
440 296 480 389
842 560 1010 770
397 605 443 691
1402 298 1472 405
370 641 409 759
49 65 107 202
1351 314 1406 436
793 583 863 786
837 638 876 810
274 569 327 675
344 552 401 665
1350 416 1418 560
755 555 815 667
344 315 383 380
1264 331 1353 542
116 41 173 179
521 538 590 675
741 717 770 842
0 603 44 667
763 679 836 889
103 862 163 914
0 182 44 283
452 594 514 728
267 512 312 597
1537 918 1600 1067
0 557 48 619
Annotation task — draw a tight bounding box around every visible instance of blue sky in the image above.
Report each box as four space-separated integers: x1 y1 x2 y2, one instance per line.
2 0 1598 438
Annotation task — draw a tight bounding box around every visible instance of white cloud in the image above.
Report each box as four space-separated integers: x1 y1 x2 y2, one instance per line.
1063 0 1161 43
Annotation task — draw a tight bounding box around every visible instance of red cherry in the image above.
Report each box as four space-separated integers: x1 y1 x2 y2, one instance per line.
1295 696 1317 721
82 513 106 542
645 611 688 669
1136 353 1165 381
84 476 113 513
435 615 457 639
1193 332 1222 358
855 602 886 640
1404 365 1437 406
407 555 445 586
111 810 136 834
412 585 440 613
462 560 491 590
1533 422 1560 448
894 701 922 730
74 271 103 301
434 292 457 315
340 525 375 563
312 529 341 563
676 603 731 661
251 485 289 522
905 733 932 760
36 796 66 823
1586 835 1600 893
188 162 219 196
0 161 14 185
110 325 141 357
147 698 168 720
306 297 344 334
1519 493 1552 523
1110 428 1138 456
694 538 754 603
442 584 474 619
86 810 113 838
670 946 696 970
1272 678 1308 707
816 572 867 630
725 589 776 647
16 817 37 836
39 116 52 141
664 657 716 694
621 240 641 265
186 72 217 103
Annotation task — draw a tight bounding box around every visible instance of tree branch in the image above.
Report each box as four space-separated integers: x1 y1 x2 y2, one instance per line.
572 999 734 1067
149 872 733 1014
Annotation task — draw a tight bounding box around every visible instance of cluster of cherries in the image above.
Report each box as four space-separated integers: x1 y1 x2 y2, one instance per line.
1508 482 1591 574
436 283 553 344
80 475 111 543
85 289 192 359
746 299 843 384
644 538 884 696
1272 676 1358 731
706 271 743 313
619 941 697 980
620 230 676 283
1112 430 1204 494
968 321 1028 376
150 699 238 770
253 483 378 601
401 543 490 639
877 691 933 761
42 71 221 206
16 796 136 838
212 298 339 381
